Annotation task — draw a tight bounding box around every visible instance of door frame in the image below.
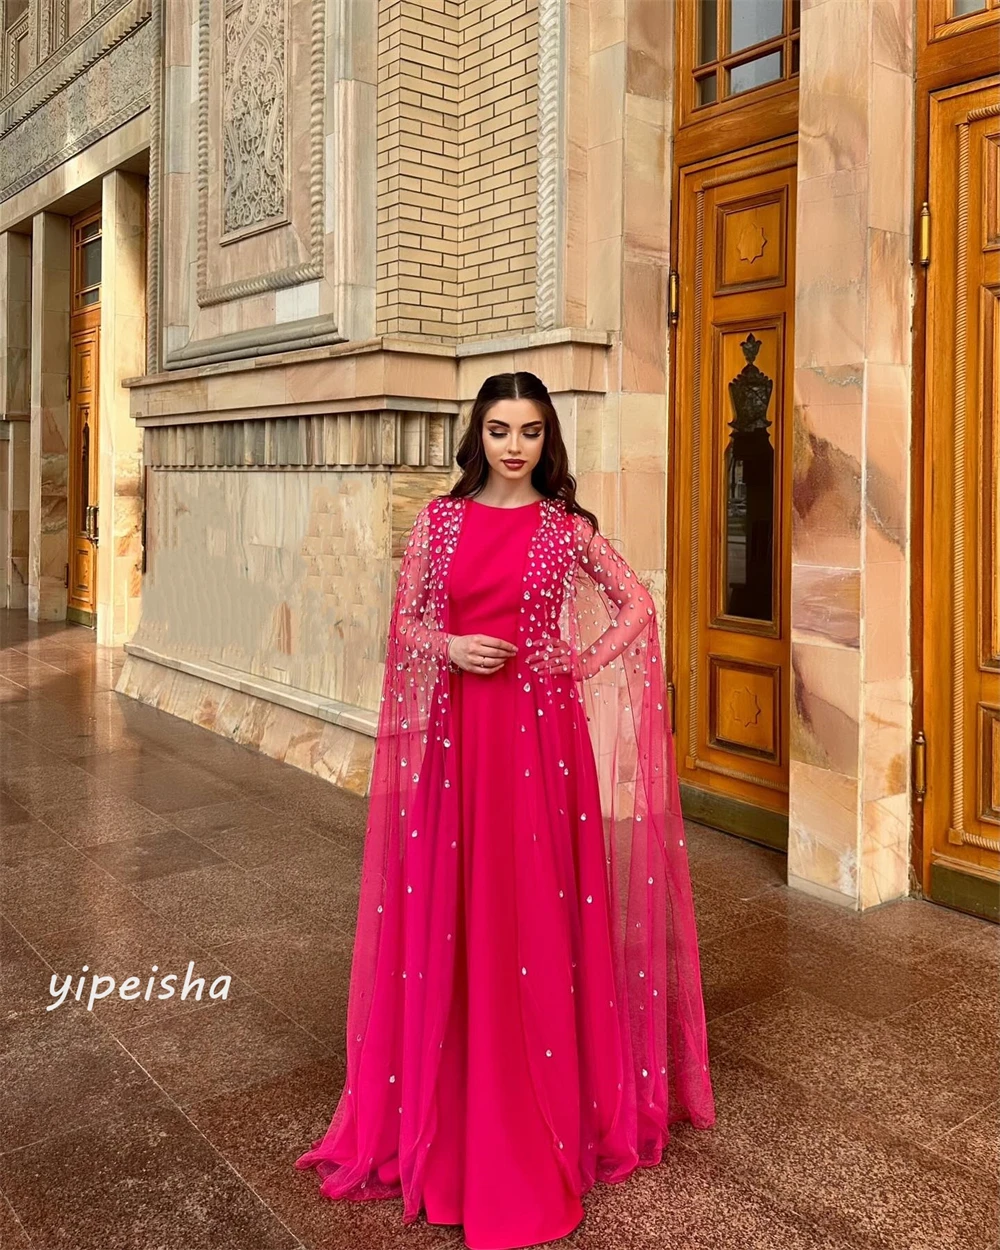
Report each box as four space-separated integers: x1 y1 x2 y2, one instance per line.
668 2 800 849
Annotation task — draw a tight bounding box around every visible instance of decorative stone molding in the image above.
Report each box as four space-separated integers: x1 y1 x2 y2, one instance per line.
142 410 460 470
0 1 152 202
3 12 30 97
196 0 325 306
38 0 68 64
535 0 565 331
0 0 147 132
165 312 346 369
146 0 164 374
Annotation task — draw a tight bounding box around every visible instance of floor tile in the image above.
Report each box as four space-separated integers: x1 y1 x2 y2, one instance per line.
708 987 991 1140
186 1060 463 1250
927 1100 1000 1179
116 995 333 1108
0 1007 167 1153
570 1142 863 1250
0 1102 302 1250
678 1050 999 1250
81 826 229 882
131 863 325 946
210 930 355 1045
0 845 153 942
0 1194 32 1250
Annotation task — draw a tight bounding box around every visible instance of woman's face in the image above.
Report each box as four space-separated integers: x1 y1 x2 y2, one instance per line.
481 398 545 484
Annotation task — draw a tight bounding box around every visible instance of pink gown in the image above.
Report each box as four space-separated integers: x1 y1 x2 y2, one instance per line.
421 498 616 1248
294 491 716 1248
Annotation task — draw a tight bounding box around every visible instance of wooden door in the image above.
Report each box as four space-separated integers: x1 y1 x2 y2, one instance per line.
68 208 101 626
671 139 797 849
922 78 1000 916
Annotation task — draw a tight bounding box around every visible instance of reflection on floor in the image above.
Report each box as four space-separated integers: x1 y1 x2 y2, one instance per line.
1 613 997 1250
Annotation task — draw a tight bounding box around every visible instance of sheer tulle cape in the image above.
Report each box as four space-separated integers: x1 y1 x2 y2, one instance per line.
294 493 716 1219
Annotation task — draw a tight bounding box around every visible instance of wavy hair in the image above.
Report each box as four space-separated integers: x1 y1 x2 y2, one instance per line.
448 371 600 533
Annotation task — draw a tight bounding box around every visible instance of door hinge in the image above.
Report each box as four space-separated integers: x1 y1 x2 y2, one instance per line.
64 562 69 589
666 680 676 732
65 374 71 400
913 730 927 802
668 270 680 326
919 202 931 267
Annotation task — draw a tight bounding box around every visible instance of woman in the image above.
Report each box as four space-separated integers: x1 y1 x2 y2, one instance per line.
295 371 716 1249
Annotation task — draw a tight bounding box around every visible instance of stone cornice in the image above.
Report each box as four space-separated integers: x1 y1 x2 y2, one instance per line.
125 329 613 426
129 327 613 387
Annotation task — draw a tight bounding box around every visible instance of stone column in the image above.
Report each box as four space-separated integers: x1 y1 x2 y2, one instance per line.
0 230 32 608
29 212 71 622
573 0 675 635
98 169 147 647
788 0 915 909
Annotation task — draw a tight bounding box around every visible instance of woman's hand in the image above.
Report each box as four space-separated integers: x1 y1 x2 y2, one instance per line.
524 636 585 680
447 633 518 674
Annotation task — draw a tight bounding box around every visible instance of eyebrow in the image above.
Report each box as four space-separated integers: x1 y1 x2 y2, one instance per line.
485 418 543 429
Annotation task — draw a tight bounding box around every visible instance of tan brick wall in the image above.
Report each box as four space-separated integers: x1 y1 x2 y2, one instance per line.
376 0 462 338
376 0 538 340
458 0 538 338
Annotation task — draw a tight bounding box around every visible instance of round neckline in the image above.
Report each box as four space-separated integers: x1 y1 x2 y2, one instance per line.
468 496 543 511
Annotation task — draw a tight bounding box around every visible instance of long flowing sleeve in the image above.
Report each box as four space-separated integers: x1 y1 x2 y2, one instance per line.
392 501 453 667
572 516 656 679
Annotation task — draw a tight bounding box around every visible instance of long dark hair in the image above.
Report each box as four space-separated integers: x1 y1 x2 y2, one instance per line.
448 371 600 533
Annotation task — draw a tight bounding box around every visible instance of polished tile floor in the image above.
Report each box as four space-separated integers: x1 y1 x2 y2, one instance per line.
1 613 997 1250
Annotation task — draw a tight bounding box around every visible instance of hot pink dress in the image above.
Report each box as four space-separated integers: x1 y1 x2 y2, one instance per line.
425 495 585 1240
422 498 615 1248
294 492 716 1250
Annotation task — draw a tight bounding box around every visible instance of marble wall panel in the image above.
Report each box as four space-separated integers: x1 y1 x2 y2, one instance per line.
0 229 31 607
790 0 915 910
97 169 147 646
28 211 70 621
131 467 394 715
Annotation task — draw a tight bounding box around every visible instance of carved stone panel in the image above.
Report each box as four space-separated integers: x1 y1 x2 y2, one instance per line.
222 0 286 239
198 0 324 307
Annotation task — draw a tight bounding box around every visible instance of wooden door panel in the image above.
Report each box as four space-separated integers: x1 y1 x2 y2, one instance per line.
673 141 796 842
67 206 101 625
716 187 789 292
68 325 99 618
924 78 1000 907
709 654 781 761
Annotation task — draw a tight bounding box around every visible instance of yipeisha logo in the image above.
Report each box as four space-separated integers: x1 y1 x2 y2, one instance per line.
47 961 232 1013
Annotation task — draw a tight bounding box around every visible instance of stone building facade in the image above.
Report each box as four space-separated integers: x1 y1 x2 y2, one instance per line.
0 0 153 638
2 0 997 923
